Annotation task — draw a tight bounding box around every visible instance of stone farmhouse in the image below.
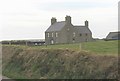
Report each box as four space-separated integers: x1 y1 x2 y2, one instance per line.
45 16 93 45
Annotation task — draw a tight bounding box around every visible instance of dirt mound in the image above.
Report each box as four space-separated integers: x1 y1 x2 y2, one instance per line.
2 46 118 79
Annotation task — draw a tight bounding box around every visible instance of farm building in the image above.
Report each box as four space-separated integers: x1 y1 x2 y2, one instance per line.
27 39 45 46
45 15 93 45
106 32 120 40
1 39 45 46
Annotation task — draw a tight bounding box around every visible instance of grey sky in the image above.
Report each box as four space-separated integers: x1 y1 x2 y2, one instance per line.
0 0 119 40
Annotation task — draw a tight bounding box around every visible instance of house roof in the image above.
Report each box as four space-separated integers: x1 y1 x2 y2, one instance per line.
45 21 91 34
106 32 120 39
45 21 66 32
27 39 45 42
74 26 91 33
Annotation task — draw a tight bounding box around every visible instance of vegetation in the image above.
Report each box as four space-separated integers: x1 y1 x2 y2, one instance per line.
2 40 119 79
4 40 118 55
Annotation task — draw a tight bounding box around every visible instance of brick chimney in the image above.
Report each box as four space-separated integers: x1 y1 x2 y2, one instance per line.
51 17 57 25
65 15 71 24
85 20 89 27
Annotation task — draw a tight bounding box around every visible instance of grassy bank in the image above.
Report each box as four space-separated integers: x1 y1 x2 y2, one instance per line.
2 41 118 79
4 40 118 55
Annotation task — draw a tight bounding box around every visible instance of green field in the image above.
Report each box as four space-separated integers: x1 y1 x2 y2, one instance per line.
9 40 118 55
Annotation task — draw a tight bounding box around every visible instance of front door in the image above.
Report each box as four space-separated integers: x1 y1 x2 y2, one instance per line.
51 40 54 44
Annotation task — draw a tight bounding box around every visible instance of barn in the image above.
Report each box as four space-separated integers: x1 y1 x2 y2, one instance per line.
106 32 120 40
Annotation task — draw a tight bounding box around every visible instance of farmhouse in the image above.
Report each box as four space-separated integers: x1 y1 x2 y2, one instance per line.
45 15 93 45
106 31 120 40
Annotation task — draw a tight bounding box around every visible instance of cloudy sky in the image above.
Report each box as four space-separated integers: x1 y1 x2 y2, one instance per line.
0 0 119 40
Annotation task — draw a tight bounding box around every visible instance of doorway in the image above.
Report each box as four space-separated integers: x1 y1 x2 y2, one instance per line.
51 40 54 44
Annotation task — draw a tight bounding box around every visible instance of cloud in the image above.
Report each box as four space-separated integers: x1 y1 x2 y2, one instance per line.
0 0 119 40
36 1 115 11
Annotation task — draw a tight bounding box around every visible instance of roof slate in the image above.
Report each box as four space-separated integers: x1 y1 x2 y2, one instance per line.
74 26 91 33
106 32 120 39
45 21 66 32
45 21 91 33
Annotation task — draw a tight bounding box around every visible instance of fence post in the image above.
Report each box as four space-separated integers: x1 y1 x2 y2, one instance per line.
79 43 82 51
9 41 11 45
26 41 28 46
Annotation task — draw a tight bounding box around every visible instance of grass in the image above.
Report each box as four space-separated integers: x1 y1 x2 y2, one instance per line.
2 45 118 79
2 40 119 79
82 40 118 54
30 40 118 54
4 40 119 54
5 40 118 55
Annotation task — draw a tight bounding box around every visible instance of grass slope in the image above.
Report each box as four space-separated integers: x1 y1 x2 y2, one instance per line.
2 40 119 79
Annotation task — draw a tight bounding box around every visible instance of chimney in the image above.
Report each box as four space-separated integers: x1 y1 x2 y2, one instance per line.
51 17 57 25
65 15 71 24
85 20 89 27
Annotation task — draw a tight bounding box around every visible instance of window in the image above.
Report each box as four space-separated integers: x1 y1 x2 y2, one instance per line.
80 33 82 36
73 32 75 37
56 32 58 37
73 38 75 43
86 33 88 36
56 41 58 43
52 33 54 37
35 43 38 46
67 28 70 31
47 33 49 37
